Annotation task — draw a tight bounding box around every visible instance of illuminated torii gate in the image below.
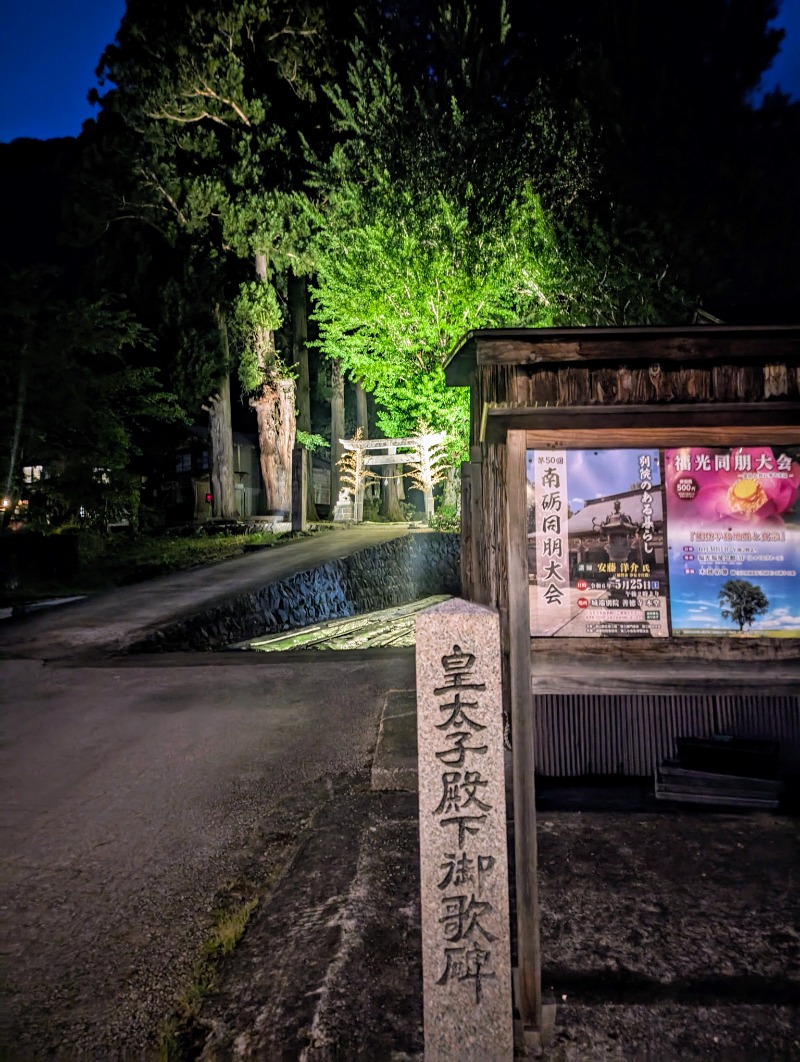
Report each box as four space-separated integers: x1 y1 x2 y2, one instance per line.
340 432 446 522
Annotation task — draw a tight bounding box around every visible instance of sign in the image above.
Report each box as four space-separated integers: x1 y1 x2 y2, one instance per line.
527 449 670 637
665 445 800 637
416 600 513 1061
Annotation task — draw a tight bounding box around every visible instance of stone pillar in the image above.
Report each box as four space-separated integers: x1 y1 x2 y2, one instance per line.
415 599 513 1061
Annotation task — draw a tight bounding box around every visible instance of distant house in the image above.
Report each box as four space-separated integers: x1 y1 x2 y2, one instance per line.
142 427 339 524
144 427 265 524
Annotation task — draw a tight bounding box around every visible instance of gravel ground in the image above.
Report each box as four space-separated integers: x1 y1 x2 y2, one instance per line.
536 807 800 1060
192 784 800 1060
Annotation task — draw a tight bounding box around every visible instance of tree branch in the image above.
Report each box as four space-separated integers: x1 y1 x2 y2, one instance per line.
146 108 230 127
191 84 251 125
140 169 189 226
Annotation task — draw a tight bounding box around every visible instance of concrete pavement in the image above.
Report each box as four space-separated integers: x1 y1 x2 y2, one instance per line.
0 650 417 1057
2 527 799 1060
0 525 419 1056
0 525 408 660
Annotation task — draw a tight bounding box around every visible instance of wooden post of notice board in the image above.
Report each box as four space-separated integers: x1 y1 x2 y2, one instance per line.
505 429 544 1039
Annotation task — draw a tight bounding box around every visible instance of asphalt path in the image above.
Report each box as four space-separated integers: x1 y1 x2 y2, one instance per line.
0 526 416 1056
0 651 416 1056
0 524 408 659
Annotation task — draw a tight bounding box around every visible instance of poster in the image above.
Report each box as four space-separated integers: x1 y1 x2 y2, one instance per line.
665 445 800 637
527 449 670 637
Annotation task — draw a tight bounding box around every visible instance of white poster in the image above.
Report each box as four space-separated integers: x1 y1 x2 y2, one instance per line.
529 451 572 635
527 448 670 638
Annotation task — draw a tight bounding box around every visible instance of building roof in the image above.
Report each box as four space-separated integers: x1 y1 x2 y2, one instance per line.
444 324 800 387
567 490 663 535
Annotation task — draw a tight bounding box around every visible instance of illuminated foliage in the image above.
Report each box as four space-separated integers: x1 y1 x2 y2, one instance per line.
307 4 690 461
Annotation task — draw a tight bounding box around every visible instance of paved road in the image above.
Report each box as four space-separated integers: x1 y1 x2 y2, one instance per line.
0 651 416 1056
0 526 416 1056
0 525 408 659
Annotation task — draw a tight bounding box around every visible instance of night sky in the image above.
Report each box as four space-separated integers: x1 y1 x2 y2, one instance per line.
1 0 800 143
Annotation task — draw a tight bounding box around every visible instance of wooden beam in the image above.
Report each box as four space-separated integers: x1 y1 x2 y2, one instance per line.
524 426 800 449
341 433 445 451
291 445 306 532
480 402 800 444
363 453 411 466
476 336 800 366
460 460 473 599
469 447 485 606
505 429 542 1030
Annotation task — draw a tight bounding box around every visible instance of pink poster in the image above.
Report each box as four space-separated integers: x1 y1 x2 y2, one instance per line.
665 445 800 637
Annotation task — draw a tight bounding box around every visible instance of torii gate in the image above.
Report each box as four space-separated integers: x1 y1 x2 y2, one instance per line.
340 433 446 523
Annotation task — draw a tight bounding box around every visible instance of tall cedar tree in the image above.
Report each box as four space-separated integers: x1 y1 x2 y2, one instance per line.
94 0 331 513
68 127 245 518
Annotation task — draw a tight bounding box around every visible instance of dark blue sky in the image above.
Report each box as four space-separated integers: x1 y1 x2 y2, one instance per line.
0 0 125 143
1 0 799 143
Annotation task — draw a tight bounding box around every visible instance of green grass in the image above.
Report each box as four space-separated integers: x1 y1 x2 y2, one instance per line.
100 531 283 585
159 897 259 1062
0 528 289 607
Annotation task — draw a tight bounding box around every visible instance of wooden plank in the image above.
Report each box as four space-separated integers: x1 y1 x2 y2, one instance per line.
444 325 800 385
479 402 800 443
478 337 800 366
505 429 542 1029
654 787 779 809
658 764 781 792
363 453 412 466
523 426 800 449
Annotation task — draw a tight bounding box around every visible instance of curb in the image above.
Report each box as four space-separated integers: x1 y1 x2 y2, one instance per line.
371 689 419 791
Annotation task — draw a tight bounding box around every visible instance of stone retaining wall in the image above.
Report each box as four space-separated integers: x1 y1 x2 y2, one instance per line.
130 531 460 652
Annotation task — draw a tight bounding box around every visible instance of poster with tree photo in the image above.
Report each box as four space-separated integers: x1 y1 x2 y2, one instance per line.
526 449 669 638
665 446 800 637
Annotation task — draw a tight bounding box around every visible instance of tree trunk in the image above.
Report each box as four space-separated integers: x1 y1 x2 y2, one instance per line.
355 381 369 437
2 351 27 527
443 464 459 510
251 253 294 513
205 307 237 519
380 445 406 521
252 364 296 513
381 471 406 521
289 274 319 521
330 357 345 507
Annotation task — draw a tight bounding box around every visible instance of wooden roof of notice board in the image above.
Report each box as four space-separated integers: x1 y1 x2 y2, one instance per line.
444 324 800 387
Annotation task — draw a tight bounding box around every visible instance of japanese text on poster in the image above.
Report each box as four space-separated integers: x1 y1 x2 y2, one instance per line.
527 449 669 637
665 445 800 637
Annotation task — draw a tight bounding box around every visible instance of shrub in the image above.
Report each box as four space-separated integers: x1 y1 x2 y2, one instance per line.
429 504 460 532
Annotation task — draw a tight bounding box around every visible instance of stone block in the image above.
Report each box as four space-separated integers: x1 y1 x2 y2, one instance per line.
416 599 513 1061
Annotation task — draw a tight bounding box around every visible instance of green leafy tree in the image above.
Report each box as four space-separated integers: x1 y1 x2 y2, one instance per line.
719 579 769 632
307 2 690 462
308 0 794 463
0 267 180 528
